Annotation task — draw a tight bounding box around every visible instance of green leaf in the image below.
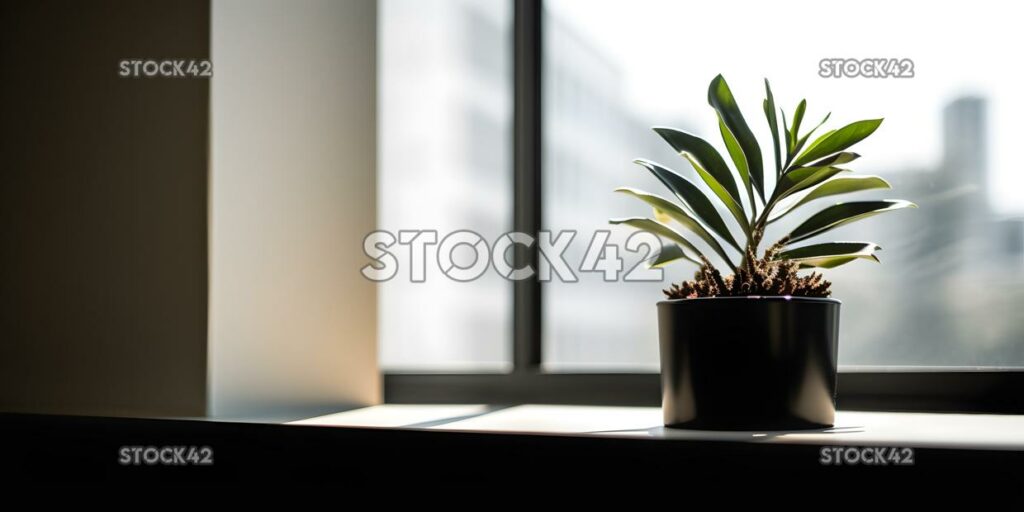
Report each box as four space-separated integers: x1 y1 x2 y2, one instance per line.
718 115 751 197
763 79 782 177
787 200 917 244
772 166 849 204
781 110 792 159
795 128 834 163
808 151 860 167
790 99 807 151
653 127 742 204
683 153 751 236
779 242 882 269
648 243 696 268
707 75 764 203
770 175 891 223
609 217 704 263
788 113 831 167
792 119 883 167
633 159 742 251
615 187 737 270
652 207 671 224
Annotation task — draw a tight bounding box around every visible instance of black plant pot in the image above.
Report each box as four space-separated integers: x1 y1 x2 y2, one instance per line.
657 296 840 430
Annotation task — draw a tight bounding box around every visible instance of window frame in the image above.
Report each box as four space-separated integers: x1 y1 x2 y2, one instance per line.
382 0 1024 415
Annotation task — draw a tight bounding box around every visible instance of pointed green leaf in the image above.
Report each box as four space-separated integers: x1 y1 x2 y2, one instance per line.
683 153 751 236
779 242 882 269
653 127 742 204
787 200 917 244
616 187 737 270
794 259 847 269
781 110 792 158
648 243 696 268
792 119 883 167
719 115 750 196
788 113 831 167
609 217 705 263
808 152 860 167
707 74 764 202
771 175 891 223
795 128 834 162
790 99 807 149
772 166 849 204
799 175 890 204
763 79 782 177
633 159 742 251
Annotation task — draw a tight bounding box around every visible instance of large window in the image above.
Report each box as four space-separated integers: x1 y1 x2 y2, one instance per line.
380 0 1024 389
542 0 1024 369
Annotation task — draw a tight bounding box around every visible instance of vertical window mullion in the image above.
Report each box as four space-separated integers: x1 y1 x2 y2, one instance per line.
512 0 543 372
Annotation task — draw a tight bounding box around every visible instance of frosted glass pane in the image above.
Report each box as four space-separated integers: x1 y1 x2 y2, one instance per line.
379 0 513 371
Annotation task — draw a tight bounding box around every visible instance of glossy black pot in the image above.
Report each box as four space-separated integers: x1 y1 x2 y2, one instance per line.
657 296 840 430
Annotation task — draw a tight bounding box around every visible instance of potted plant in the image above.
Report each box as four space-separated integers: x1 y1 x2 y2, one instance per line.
611 75 915 430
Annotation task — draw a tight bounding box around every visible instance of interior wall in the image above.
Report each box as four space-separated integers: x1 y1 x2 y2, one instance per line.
0 0 210 417
209 0 380 419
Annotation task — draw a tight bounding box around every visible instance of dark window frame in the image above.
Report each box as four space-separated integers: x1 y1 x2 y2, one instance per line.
383 0 1024 415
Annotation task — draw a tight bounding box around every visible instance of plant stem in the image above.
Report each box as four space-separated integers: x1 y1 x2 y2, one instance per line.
746 161 798 262
747 186 758 222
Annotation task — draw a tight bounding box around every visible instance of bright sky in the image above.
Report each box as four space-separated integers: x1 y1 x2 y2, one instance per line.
547 0 1024 214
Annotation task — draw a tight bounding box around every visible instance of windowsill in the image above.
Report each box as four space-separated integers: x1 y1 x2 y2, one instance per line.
291 404 1024 451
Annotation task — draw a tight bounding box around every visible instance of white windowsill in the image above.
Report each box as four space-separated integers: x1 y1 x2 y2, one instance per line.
290 404 1024 451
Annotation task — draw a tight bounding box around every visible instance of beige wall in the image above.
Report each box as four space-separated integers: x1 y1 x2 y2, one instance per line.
209 0 380 419
0 0 210 417
0 0 379 419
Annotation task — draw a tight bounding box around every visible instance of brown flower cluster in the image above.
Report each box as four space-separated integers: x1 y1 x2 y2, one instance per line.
663 240 831 299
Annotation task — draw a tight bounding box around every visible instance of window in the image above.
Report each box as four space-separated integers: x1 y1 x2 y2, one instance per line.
542 0 1024 368
378 0 513 371
382 0 1024 410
